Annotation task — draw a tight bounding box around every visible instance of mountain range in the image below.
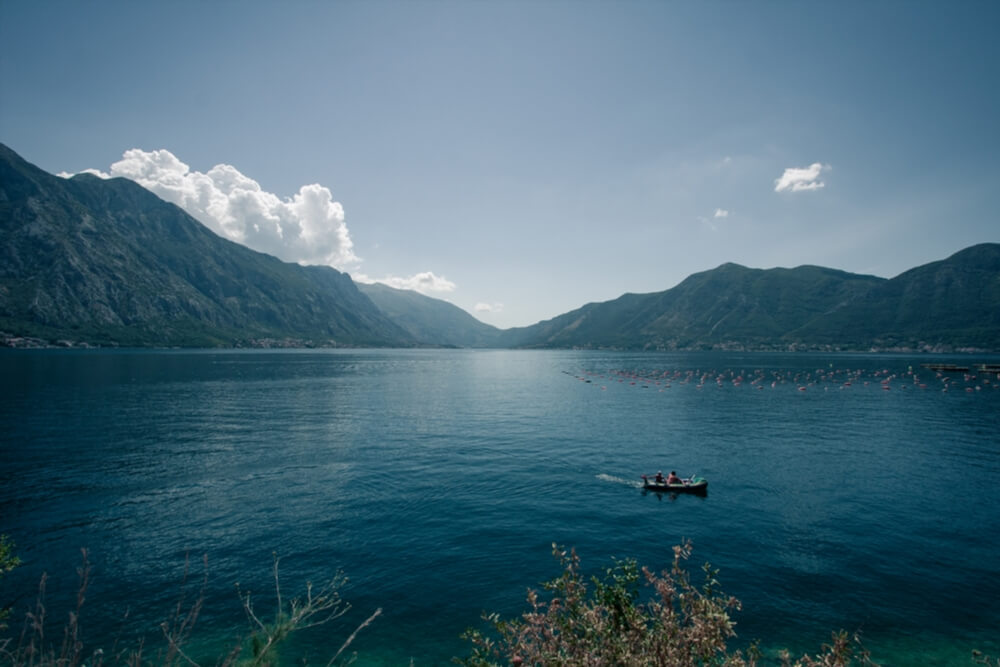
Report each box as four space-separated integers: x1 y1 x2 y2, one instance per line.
498 245 1000 351
0 143 411 347
2 143 998 351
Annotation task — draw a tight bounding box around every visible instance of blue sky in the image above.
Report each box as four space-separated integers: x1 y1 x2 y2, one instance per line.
2 0 997 328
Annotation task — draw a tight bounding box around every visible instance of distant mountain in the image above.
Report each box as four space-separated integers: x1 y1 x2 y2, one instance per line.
2 143 997 351
356 282 502 347
0 143 414 347
498 245 1000 352
791 243 1000 350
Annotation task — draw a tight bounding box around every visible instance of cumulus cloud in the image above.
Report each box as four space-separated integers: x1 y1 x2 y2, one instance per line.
774 162 830 192
62 148 464 293
63 148 360 270
713 208 729 218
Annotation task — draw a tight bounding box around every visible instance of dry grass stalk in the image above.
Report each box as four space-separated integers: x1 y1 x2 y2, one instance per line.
1 550 379 667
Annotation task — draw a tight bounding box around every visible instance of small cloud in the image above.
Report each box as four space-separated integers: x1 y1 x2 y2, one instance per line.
59 168 111 179
474 302 504 313
379 271 456 294
774 162 830 193
697 209 728 232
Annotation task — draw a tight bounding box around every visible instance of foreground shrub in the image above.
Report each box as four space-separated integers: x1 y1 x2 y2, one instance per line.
459 541 873 667
0 550 380 667
0 536 21 631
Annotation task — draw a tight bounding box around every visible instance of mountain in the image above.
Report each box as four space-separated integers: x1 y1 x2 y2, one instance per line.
0 143 415 347
791 243 1000 350
356 282 502 347
498 245 1000 351
2 143 997 351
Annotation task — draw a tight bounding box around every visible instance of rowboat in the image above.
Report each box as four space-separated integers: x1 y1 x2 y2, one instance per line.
641 474 708 494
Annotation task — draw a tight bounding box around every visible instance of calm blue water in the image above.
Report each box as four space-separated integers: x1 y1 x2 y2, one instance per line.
2 349 998 665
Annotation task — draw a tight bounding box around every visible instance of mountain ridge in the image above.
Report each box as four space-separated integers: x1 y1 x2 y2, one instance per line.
355 281 502 348
2 143 997 351
1 143 415 347
497 245 999 351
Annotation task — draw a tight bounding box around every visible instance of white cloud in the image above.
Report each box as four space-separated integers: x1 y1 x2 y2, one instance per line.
58 168 111 179
474 302 504 313
774 162 830 193
696 208 729 232
64 148 360 270
379 271 456 294
63 148 463 293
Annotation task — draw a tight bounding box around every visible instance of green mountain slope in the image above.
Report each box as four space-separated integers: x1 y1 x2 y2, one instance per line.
791 243 1000 350
0 143 414 347
500 247 1000 351
356 282 502 347
497 264 883 350
3 143 996 351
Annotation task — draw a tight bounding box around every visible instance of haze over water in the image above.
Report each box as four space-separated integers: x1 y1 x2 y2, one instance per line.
2 349 998 665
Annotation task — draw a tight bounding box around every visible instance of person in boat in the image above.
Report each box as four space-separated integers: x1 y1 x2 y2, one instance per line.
666 471 682 485
655 471 665 484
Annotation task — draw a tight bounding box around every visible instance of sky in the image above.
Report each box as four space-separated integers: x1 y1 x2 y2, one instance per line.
1 0 998 329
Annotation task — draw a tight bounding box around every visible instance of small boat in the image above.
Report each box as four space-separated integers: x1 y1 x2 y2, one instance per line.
641 474 708 494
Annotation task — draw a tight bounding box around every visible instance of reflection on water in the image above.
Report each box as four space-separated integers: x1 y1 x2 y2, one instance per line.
1 349 998 665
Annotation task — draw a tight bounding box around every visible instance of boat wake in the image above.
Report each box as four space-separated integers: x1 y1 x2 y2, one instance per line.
596 473 644 489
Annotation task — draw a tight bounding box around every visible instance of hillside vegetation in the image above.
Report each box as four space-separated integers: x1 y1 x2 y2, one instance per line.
499 245 1000 352
0 144 413 347
2 144 997 351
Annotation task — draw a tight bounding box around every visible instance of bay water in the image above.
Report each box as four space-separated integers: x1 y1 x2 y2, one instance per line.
1 349 998 665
